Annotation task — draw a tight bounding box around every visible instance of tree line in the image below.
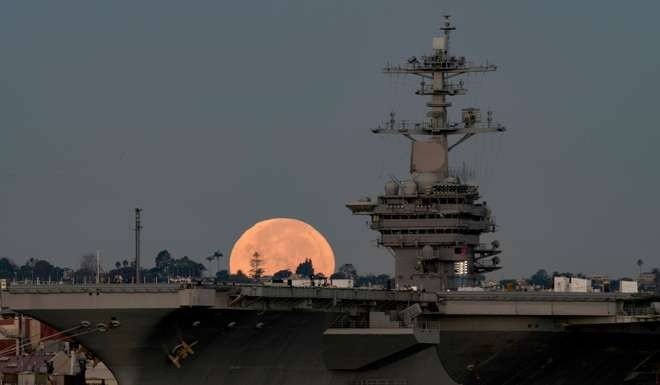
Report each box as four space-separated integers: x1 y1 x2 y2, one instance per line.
0 249 206 283
0 251 393 287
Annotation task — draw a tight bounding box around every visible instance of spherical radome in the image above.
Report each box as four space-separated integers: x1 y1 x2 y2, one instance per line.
229 218 335 277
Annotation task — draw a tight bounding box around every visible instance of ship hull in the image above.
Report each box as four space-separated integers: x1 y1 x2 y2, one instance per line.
24 308 456 385
438 330 660 385
23 308 660 385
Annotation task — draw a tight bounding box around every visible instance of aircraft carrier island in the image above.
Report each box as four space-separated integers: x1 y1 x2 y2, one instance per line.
2 17 660 385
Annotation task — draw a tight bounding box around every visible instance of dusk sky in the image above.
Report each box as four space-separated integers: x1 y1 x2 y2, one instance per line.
2 1 659 279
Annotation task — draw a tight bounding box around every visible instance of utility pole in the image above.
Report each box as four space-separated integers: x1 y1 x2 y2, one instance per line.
135 208 142 285
96 250 101 284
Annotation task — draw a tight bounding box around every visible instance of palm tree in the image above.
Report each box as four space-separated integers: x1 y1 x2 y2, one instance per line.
27 257 36 281
115 261 121 269
637 259 644 277
207 251 223 277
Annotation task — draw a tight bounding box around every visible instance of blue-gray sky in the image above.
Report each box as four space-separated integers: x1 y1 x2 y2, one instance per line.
1 1 659 278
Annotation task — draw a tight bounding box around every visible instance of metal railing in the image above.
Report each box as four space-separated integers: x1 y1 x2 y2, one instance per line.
6 283 185 294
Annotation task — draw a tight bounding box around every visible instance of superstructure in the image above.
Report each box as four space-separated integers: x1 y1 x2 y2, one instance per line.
348 16 504 291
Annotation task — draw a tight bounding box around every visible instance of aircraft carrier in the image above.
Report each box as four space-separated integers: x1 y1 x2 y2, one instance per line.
2 16 660 385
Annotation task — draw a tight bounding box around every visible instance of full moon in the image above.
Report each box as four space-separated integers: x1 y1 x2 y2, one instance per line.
229 218 335 277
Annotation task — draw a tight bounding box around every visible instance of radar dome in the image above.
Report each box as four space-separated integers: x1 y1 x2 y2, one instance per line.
385 180 399 195
414 172 440 193
402 180 418 195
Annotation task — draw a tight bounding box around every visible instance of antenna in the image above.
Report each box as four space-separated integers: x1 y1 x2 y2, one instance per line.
134 208 142 284
375 14 505 176
388 173 403 186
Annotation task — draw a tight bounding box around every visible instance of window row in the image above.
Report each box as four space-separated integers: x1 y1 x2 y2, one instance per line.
376 213 483 220
384 197 472 206
380 228 481 235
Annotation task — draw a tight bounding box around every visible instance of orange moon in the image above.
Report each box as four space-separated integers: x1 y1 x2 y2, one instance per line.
229 218 335 277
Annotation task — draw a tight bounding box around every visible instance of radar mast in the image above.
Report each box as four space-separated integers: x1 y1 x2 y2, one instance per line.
348 16 505 291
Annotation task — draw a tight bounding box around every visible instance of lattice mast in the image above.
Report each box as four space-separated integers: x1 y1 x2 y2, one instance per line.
373 15 505 174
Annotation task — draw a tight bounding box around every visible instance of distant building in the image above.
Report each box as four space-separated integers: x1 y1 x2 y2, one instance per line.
553 276 569 292
0 315 60 354
619 280 639 293
289 278 354 288
589 275 611 292
638 272 658 292
0 317 118 384
513 279 533 291
329 279 354 288
553 276 592 293
265 276 354 288
570 277 592 292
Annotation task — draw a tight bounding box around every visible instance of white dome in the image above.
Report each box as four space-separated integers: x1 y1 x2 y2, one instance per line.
402 180 418 195
385 180 399 195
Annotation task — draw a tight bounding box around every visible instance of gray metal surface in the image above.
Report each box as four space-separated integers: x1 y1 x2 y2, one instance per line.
20 308 458 385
